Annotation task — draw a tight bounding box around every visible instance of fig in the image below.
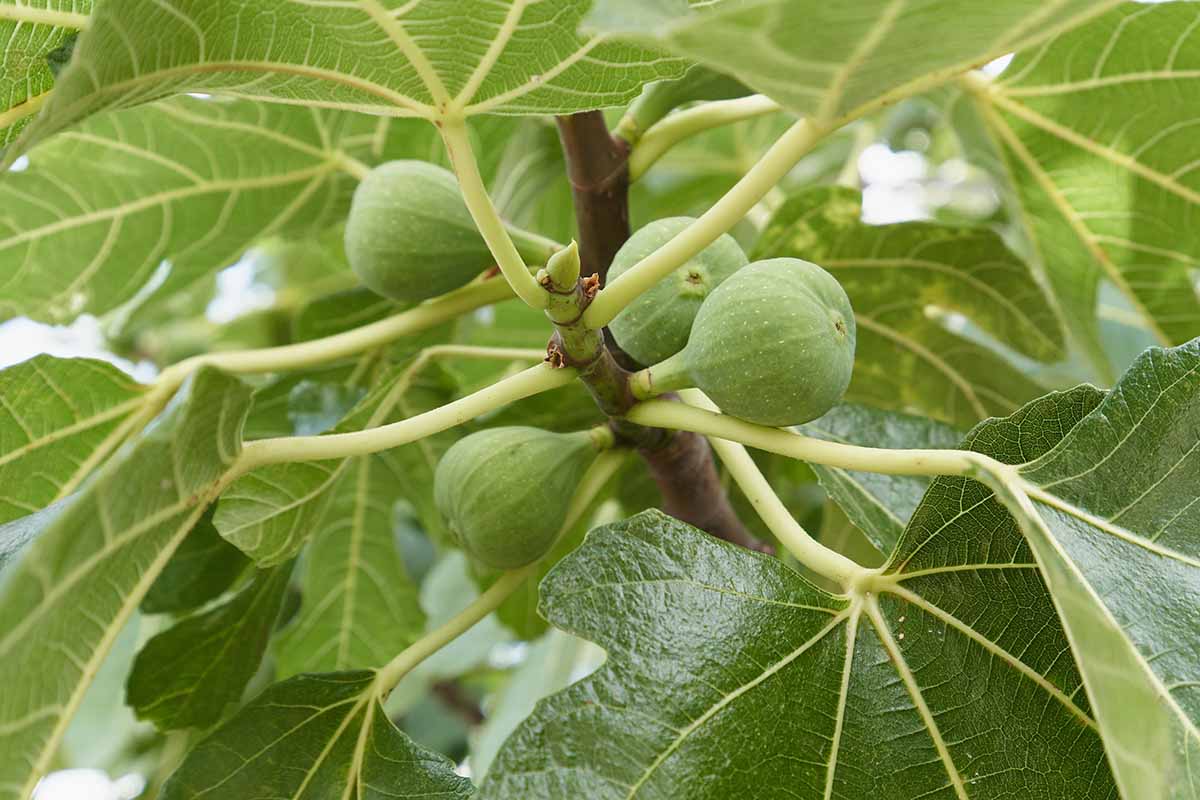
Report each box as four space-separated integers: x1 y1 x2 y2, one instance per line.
344 160 553 302
608 217 748 366
433 426 603 569
645 258 855 427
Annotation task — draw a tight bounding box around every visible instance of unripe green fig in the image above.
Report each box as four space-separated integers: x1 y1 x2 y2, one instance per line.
646 258 855 427
608 217 747 366
433 426 603 569
344 161 553 302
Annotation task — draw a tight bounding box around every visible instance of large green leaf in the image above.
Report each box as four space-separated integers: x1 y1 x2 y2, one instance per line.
0 96 354 322
799 403 962 555
10 0 685 157
126 561 293 731
161 672 474 800
275 450 424 676
957 2 1200 373
754 187 1065 426
0 1 89 147
1001 339 1200 798
585 0 1123 125
482 489 1114 797
0 355 145 524
0 367 251 800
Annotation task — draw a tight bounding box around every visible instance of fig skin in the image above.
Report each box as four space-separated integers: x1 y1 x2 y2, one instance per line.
344 161 550 303
608 217 748 366
433 426 599 569
658 258 856 427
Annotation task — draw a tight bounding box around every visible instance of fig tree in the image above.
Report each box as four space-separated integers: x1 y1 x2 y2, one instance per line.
608 217 748 366
643 258 855 426
433 426 605 569
344 160 553 302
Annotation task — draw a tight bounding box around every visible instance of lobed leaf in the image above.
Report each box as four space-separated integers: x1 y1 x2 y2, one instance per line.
126 561 294 731
0 96 354 323
10 0 686 158
1006 339 1200 798
0 355 145 524
482 491 1115 797
957 2 1200 374
140 506 249 615
585 0 1123 125
754 187 1065 426
0 1 90 148
0 367 251 800
161 671 474 800
275 450 424 676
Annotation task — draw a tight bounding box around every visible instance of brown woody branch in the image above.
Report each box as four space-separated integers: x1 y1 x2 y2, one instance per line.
554 111 765 552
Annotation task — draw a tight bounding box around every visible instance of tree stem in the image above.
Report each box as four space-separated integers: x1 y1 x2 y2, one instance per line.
555 112 633 285
555 110 763 551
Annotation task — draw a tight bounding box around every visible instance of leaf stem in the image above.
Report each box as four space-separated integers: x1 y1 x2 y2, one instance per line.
440 119 549 309
236 363 574 470
377 564 537 691
584 118 826 328
680 391 867 586
0 5 89 28
157 278 513 388
628 94 784 180
627 399 1002 478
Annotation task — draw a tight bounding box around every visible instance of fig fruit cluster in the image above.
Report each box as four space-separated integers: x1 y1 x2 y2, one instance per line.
607 217 747 366
433 426 604 569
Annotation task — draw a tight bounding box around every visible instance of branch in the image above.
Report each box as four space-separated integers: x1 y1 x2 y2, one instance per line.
555 112 632 286
554 112 765 552
638 428 770 552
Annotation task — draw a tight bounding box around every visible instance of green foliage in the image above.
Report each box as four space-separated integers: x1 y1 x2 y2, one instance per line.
126 561 293 730
2 2 1200 798
608 216 747 366
0 368 251 799
161 672 473 800
435 426 600 569
954 2 1200 374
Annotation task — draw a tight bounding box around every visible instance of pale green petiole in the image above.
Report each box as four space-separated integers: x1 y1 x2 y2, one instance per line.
627 398 1007 479
440 119 549 310
236 363 575 470
630 352 692 400
679 390 868 587
627 94 785 181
